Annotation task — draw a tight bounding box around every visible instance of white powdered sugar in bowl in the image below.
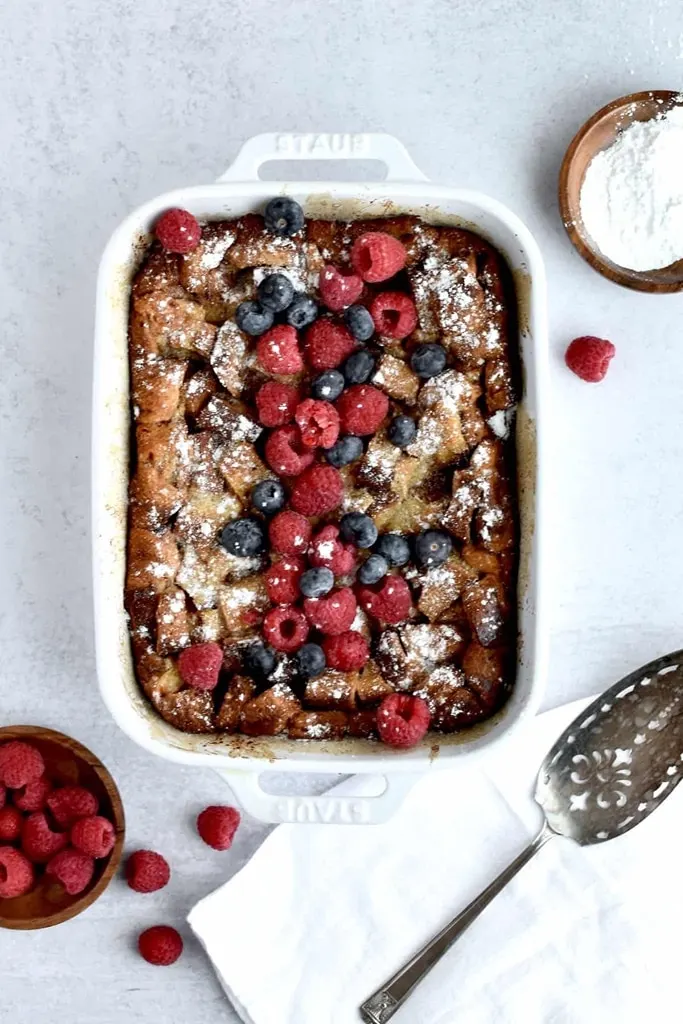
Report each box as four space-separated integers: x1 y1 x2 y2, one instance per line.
580 100 683 271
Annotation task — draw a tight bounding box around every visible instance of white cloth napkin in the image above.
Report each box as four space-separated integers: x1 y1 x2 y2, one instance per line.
188 700 682 1024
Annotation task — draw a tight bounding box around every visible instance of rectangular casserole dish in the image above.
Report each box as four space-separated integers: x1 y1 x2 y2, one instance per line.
93 133 548 823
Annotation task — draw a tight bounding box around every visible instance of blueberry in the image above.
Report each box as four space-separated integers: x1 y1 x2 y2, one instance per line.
243 642 276 681
300 567 334 599
295 643 326 679
343 349 376 385
340 512 378 549
326 435 364 468
235 300 274 336
264 197 305 237
252 478 286 516
258 273 295 313
375 533 411 567
358 553 389 585
414 529 452 568
311 369 345 401
344 304 374 342
410 343 447 379
387 415 417 448
220 517 266 557
286 293 318 329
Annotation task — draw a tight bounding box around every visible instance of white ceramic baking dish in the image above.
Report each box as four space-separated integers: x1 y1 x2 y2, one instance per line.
93 133 548 824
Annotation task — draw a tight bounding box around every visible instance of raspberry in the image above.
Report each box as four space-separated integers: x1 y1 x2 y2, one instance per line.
323 631 370 671
265 424 315 476
308 525 357 575
0 846 35 899
126 850 171 893
565 336 615 382
350 232 407 282
46 848 95 896
46 786 98 828
154 208 201 254
0 784 5 810
269 510 312 555
377 694 431 748
0 806 23 841
294 399 340 449
263 605 310 652
319 265 364 311
138 925 183 966
336 384 389 436
255 381 299 427
71 815 116 859
303 587 357 635
0 741 45 789
13 775 51 813
196 805 241 851
304 320 357 370
370 291 418 339
290 465 344 516
265 556 305 604
178 642 223 691
22 811 68 864
256 325 303 375
357 574 413 624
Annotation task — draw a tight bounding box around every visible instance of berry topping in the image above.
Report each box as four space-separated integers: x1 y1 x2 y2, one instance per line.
0 741 45 790
286 294 318 330
300 567 334 599
46 786 98 828
344 304 375 341
269 510 312 555
252 478 287 516
294 398 340 449
197 805 241 851
0 806 23 841
340 512 378 549
319 265 364 311
263 606 309 652
295 643 327 679
13 774 51 813
310 369 345 401
358 553 389 585
265 556 305 605
350 232 407 283
220 518 266 557
264 196 305 237
325 434 364 468
265 424 315 477
290 465 344 516
565 336 615 382
376 694 430 748
235 300 275 337
303 587 357 636
256 325 304 374
323 631 370 671
126 850 171 893
154 208 201 254
0 785 5 810
343 349 376 385
138 925 184 966
22 811 68 864
243 642 277 681
71 815 116 859
387 415 417 448
0 846 35 899
258 272 295 312
375 533 411 567
336 384 389 435
370 292 418 339
357 574 413 624
410 343 447 379
414 529 452 568
178 642 223 691
304 320 357 371
255 381 299 427
308 524 357 575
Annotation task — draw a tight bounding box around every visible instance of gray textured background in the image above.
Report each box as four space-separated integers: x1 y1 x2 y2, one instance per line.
2 1 683 1021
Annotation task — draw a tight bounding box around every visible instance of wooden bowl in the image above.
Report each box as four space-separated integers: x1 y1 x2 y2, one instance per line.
0 726 125 930
559 90 683 292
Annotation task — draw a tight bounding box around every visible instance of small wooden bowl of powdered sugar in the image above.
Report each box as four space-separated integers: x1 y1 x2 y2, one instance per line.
559 90 683 292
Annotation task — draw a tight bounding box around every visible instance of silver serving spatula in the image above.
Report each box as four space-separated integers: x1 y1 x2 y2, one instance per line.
361 650 683 1023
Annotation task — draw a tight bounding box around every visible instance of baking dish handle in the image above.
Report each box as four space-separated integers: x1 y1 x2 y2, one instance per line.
216 133 429 183
215 770 418 825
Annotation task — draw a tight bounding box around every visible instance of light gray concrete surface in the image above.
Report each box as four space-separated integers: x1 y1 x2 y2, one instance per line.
2 1 683 1021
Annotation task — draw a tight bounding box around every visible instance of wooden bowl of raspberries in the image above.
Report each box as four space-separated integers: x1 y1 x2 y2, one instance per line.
0 726 124 929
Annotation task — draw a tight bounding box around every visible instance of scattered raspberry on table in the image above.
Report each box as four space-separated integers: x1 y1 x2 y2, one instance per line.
138 925 184 966
565 336 615 382
196 806 241 851
126 850 171 893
